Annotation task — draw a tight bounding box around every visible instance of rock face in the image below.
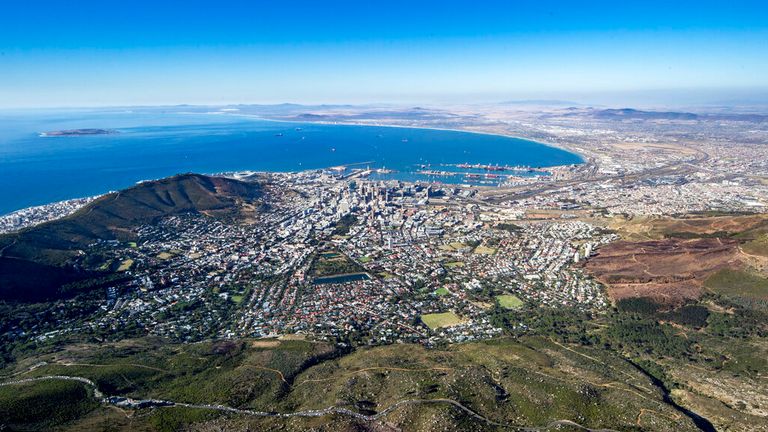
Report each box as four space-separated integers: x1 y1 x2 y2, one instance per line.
584 237 742 305
0 174 263 301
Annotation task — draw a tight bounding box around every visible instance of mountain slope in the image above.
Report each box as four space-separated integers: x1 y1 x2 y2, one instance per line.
0 173 263 301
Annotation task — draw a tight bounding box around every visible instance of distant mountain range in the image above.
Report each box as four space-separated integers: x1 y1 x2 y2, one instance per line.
294 108 459 121
583 108 768 122
498 99 583 106
0 174 263 302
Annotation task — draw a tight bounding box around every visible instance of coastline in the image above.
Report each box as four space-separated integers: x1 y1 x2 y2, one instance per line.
0 195 102 232
185 110 587 165
2 110 585 217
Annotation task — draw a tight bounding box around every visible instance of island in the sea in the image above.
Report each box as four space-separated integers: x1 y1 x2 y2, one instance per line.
40 128 117 137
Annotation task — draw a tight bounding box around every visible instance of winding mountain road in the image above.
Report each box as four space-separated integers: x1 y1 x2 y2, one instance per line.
1 374 621 431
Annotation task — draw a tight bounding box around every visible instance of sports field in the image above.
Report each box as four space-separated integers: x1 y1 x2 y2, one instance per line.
496 294 524 309
434 287 450 296
420 312 464 329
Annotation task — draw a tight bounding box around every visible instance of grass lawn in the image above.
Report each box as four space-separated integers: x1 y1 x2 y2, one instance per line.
434 287 450 296
449 242 468 250
359 256 372 263
231 295 244 304
444 261 465 268
473 245 497 255
157 252 174 260
116 259 134 272
496 294 524 309
420 312 465 330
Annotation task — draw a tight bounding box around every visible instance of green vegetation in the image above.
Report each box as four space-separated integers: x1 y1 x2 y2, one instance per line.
717 343 768 378
465 239 482 249
705 269 768 311
491 307 597 345
149 407 221 432
604 318 690 357
705 269 768 299
47 335 683 431
664 230 730 239
332 214 358 236
433 287 450 296
742 233 768 257
494 223 522 232
496 294 524 309
0 174 263 302
617 297 661 314
309 250 364 277
617 298 710 328
706 306 768 338
660 304 710 328
0 380 98 429
420 312 465 329
0 338 348 430
5 321 758 431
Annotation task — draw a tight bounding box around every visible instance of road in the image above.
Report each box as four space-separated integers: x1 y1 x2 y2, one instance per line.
1 374 621 431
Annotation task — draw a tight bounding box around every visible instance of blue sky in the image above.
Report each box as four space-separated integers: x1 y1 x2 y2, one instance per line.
1 0 767 107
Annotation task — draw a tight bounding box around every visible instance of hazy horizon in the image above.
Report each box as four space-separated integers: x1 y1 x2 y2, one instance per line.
4 86 768 112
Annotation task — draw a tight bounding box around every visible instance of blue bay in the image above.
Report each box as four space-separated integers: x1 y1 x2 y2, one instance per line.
0 109 582 215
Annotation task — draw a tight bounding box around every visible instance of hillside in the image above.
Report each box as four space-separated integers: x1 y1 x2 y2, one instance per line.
0 337 705 432
0 174 263 301
585 237 742 305
585 215 768 307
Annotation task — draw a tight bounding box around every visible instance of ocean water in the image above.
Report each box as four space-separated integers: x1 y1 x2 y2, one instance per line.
0 109 582 214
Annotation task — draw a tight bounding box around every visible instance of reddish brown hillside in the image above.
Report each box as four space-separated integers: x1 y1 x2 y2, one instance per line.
585 238 742 306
